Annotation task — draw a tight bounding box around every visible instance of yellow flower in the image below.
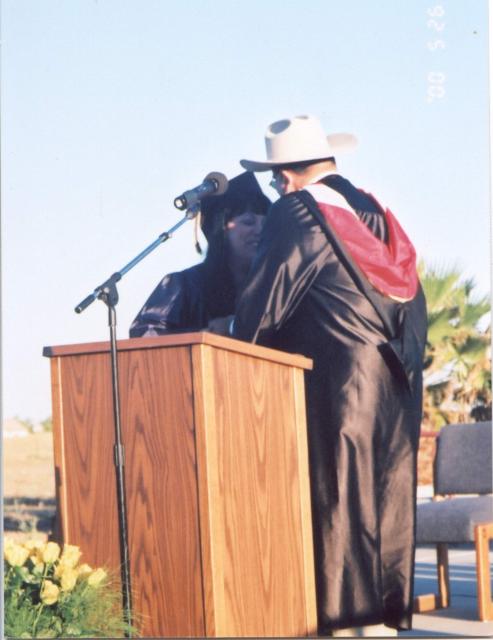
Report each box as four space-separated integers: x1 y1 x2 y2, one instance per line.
77 563 92 578
59 544 82 568
41 579 60 605
87 567 107 587
30 559 45 574
23 539 44 556
60 567 78 591
4 537 15 553
4 542 30 567
41 541 61 564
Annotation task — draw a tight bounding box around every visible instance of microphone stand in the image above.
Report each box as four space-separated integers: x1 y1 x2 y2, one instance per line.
74 206 200 635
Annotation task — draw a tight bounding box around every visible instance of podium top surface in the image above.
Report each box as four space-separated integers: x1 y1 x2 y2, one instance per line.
43 331 313 370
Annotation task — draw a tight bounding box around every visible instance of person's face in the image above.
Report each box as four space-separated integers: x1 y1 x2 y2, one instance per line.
225 210 265 264
270 168 299 195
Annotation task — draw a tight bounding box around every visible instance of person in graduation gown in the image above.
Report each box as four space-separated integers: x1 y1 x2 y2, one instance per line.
129 171 271 337
213 115 427 636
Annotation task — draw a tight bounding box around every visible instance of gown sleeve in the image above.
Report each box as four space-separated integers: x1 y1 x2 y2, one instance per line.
232 195 331 344
129 268 204 337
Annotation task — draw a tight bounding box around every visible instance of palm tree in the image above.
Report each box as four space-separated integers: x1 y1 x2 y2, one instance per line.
418 262 491 428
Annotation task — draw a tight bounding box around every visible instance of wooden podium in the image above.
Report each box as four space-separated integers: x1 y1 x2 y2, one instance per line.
44 332 316 638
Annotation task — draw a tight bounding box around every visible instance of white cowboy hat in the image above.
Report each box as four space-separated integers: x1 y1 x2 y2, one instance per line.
240 115 357 172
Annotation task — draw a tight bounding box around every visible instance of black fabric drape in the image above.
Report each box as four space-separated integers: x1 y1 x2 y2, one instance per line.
232 177 427 633
129 262 236 337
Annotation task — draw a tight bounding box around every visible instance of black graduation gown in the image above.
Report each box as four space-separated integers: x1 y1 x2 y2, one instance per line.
232 176 427 633
129 263 235 337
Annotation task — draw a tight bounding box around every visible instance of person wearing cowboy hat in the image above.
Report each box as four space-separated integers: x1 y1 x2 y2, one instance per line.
216 115 427 637
129 171 270 337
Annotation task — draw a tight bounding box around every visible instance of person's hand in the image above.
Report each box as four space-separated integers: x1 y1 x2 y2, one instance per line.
207 315 234 336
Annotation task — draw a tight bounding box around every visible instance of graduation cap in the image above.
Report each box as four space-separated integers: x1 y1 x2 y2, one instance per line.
195 171 271 253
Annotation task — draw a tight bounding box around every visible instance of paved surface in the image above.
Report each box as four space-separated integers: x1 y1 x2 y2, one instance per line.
399 544 493 638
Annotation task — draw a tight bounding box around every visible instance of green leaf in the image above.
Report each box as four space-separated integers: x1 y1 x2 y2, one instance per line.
15 566 31 580
420 261 491 428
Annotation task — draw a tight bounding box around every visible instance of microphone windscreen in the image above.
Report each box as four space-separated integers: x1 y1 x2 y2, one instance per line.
204 171 228 196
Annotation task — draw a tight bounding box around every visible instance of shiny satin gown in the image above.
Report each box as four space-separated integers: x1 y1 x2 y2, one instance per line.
233 175 427 633
129 262 235 337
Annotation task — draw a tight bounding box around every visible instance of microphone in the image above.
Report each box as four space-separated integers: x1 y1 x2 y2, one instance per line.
174 172 228 211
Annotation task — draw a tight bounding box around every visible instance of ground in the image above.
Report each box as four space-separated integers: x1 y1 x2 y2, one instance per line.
3 430 55 543
4 431 55 498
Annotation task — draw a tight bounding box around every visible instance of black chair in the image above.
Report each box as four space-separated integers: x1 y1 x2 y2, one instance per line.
414 421 493 621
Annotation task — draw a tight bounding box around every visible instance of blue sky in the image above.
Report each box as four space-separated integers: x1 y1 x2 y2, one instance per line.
2 0 491 421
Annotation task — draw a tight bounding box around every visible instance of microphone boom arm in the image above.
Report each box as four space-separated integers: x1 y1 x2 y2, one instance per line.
75 206 199 314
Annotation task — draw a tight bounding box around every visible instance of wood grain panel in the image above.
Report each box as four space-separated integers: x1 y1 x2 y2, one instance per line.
56 353 121 570
475 523 493 621
49 357 66 543
191 345 225 637
291 367 318 634
119 346 205 638
195 345 315 637
46 336 315 638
